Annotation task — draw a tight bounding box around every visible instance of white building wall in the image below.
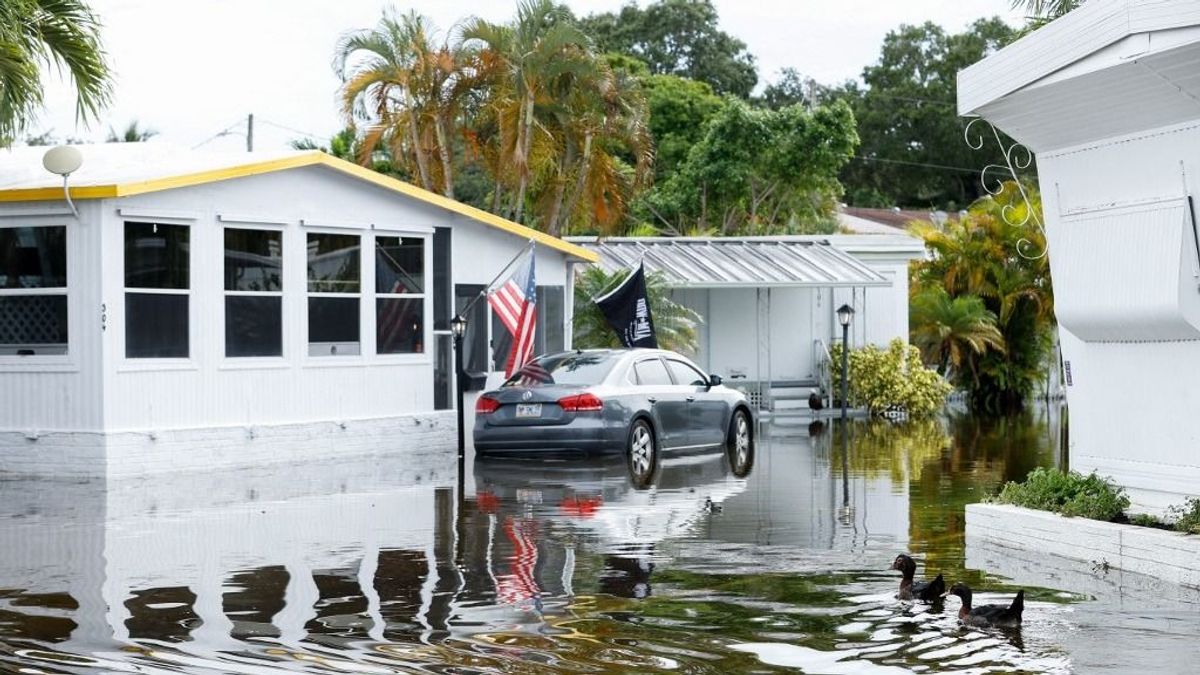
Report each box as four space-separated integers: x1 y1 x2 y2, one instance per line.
0 201 105 433
1037 122 1200 513
80 166 570 432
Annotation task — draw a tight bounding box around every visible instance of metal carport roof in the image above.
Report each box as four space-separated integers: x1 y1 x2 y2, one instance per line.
567 237 890 288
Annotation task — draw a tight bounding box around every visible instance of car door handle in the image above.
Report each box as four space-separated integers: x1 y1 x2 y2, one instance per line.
686 396 696 402
647 397 658 404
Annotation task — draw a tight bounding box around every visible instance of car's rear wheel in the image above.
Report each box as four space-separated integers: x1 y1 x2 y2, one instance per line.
627 418 657 488
727 408 753 477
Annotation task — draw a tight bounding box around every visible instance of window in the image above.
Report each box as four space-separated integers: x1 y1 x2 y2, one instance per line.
503 351 619 387
225 229 282 357
667 359 708 386
0 226 67 356
633 358 672 386
307 233 360 356
125 222 189 358
375 236 424 354
455 284 488 373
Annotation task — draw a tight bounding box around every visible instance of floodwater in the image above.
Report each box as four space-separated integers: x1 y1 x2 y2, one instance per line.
2 408 1198 674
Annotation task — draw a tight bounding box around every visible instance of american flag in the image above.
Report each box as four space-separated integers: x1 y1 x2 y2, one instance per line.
488 247 537 377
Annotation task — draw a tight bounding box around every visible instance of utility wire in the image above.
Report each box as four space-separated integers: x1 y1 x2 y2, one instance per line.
850 155 986 174
259 119 326 141
191 118 246 149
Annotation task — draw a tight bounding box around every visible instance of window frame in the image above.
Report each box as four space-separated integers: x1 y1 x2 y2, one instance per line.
0 221 72 370
632 357 674 387
373 232 427 357
666 358 710 387
304 228 364 360
121 220 193 365
222 224 286 363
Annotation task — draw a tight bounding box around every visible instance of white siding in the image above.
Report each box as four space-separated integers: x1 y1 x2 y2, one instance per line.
4 164 574 437
0 200 105 433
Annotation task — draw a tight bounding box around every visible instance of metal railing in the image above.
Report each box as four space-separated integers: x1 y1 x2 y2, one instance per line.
813 338 832 408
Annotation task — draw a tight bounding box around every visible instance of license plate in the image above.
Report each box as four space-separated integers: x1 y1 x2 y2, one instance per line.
515 403 542 418
516 488 543 504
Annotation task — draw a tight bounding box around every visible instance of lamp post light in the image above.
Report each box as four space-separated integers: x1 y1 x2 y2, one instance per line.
836 303 855 422
450 315 467 460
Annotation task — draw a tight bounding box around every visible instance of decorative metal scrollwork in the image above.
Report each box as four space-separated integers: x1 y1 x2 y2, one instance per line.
964 118 1046 260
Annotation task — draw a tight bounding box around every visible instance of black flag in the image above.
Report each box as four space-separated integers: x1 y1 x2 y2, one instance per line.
595 264 658 348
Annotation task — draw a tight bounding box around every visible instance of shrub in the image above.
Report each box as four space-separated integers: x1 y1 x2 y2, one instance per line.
830 339 953 418
1168 497 1200 534
991 467 1130 522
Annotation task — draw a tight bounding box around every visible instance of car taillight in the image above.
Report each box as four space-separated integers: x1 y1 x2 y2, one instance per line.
475 396 501 415
558 392 604 412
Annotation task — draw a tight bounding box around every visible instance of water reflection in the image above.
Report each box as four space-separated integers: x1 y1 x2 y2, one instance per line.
0 408 1196 673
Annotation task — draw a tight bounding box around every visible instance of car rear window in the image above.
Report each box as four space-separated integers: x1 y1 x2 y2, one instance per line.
502 352 618 387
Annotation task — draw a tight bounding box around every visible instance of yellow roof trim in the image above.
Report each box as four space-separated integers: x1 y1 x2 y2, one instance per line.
0 150 598 262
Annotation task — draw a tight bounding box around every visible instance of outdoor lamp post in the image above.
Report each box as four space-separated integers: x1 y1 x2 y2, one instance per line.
450 314 467 459
836 303 856 525
836 303 855 422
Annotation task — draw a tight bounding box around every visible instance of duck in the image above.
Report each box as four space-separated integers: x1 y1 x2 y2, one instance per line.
808 389 825 412
941 582 1024 628
890 553 945 602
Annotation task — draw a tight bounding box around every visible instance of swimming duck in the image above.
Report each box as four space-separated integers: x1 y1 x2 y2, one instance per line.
941 582 1024 628
890 554 945 602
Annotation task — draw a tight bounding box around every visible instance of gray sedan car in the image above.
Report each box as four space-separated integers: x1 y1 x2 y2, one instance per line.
473 349 754 484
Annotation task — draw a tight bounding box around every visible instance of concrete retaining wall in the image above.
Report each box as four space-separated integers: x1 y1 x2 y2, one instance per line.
966 503 1200 590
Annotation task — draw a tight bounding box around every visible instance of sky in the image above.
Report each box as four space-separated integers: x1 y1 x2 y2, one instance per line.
36 0 1026 152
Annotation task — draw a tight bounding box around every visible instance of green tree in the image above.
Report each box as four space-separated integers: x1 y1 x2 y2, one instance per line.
832 18 1017 209
910 181 1055 412
910 285 1005 381
645 98 858 235
578 0 756 98
573 266 700 354
0 0 111 144
106 120 156 142
641 74 722 181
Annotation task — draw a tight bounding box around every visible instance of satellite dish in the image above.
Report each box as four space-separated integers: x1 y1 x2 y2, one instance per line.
42 145 83 177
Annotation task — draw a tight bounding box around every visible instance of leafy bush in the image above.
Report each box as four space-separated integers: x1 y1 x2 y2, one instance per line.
1168 498 1200 534
991 467 1130 522
830 339 953 418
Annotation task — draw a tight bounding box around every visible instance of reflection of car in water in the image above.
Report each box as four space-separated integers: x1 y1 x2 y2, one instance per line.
473 445 753 599
473 349 755 486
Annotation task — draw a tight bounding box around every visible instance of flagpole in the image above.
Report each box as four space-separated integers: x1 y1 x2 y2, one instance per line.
457 239 535 319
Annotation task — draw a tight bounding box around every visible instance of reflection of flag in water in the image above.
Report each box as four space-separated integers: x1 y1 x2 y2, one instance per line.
494 516 542 611
488 247 537 377
379 280 419 353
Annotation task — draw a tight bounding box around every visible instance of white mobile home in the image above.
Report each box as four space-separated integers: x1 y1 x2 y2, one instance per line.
572 235 925 411
958 0 1200 512
0 144 596 477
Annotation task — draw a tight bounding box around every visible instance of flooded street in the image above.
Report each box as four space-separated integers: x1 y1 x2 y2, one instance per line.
2 409 1198 673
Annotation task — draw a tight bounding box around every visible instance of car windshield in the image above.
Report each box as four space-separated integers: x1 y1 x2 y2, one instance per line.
502 352 618 387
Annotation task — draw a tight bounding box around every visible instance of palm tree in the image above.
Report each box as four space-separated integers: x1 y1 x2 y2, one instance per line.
337 10 466 198
0 0 111 144
910 286 1005 381
106 120 157 142
573 266 701 354
1012 1 1083 28
541 59 653 236
462 0 593 224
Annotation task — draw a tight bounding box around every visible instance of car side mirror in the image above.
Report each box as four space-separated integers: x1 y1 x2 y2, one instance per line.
709 374 722 388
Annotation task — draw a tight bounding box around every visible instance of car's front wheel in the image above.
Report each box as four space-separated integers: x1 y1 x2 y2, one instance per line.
627 418 657 488
727 408 754 477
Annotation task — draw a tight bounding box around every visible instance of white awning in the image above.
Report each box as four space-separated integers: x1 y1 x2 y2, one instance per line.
569 237 889 289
